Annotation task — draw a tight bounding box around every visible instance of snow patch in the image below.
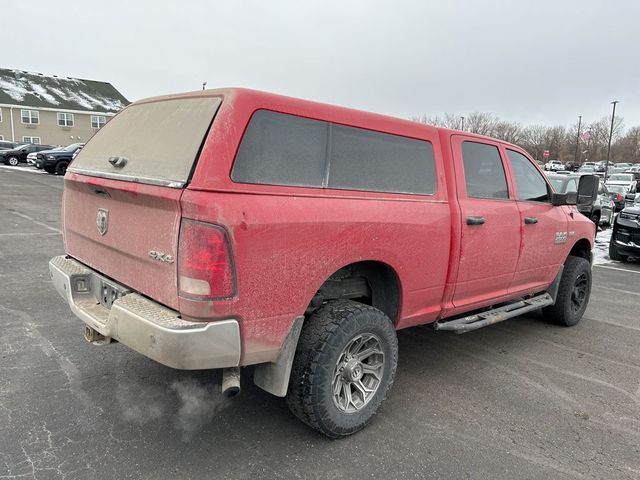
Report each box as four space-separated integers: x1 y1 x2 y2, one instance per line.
593 227 613 265
30 83 60 105
0 77 29 101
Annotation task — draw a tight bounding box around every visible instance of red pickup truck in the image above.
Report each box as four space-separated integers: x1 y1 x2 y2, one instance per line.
50 88 597 437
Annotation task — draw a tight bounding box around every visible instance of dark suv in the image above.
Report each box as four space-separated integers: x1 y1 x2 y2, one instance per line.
609 205 640 261
37 143 84 175
0 143 55 166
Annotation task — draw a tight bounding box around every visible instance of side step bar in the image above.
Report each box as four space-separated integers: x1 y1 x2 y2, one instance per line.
434 293 554 334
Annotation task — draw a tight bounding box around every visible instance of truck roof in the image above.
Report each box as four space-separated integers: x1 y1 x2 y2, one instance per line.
129 87 523 152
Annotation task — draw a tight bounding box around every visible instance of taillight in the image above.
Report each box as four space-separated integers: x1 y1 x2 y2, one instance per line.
178 219 235 299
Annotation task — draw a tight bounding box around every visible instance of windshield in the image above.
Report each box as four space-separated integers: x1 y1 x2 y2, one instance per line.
550 178 567 192
608 185 626 193
63 143 83 152
579 166 594 172
608 174 632 181
70 96 221 187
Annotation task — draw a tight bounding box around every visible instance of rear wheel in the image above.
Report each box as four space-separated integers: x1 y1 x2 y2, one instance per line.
542 256 591 327
286 300 398 438
6 156 19 166
55 161 69 175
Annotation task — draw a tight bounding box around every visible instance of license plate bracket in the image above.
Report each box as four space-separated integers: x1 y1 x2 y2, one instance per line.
98 279 124 309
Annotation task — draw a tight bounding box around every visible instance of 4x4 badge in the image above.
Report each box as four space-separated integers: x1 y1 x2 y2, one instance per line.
96 208 109 236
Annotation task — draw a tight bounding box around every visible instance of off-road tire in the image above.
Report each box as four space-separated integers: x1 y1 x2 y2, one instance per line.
55 161 69 175
286 300 398 438
6 156 19 166
608 239 628 262
542 256 592 327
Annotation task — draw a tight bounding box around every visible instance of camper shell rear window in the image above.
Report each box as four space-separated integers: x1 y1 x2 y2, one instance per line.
69 97 221 187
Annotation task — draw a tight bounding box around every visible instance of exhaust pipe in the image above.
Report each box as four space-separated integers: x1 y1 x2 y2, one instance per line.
221 367 241 398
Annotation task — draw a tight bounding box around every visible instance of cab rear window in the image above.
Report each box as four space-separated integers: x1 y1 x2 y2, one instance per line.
70 97 221 187
231 110 436 195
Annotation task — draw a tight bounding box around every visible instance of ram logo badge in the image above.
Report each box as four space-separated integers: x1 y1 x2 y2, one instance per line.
96 209 109 236
148 250 175 263
554 231 568 244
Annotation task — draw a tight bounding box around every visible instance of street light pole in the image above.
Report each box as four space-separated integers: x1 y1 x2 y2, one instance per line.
460 116 465 131
605 100 619 182
573 115 582 164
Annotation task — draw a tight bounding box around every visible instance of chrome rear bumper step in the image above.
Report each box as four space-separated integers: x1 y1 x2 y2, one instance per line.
434 293 554 334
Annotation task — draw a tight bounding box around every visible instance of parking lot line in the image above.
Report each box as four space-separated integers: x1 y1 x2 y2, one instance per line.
596 285 640 297
10 210 62 234
594 264 640 275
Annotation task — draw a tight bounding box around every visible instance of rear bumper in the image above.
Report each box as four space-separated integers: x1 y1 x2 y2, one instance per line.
49 255 241 370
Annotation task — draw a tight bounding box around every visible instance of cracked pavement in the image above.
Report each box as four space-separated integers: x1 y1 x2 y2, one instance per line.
0 166 639 479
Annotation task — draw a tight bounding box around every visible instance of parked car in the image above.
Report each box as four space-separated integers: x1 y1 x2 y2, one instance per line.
607 184 628 211
578 165 596 174
39 143 84 175
0 143 55 166
49 88 598 438
0 140 25 150
609 205 640 261
606 173 639 191
29 146 63 166
546 173 614 225
626 165 640 173
544 159 564 171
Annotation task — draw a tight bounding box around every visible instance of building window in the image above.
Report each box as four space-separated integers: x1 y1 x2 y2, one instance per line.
22 136 41 144
0 135 4 140
91 115 106 129
57 112 74 127
0 108 3 123
21 109 40 125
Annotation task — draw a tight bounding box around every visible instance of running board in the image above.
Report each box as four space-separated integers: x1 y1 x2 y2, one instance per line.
434 293 554 334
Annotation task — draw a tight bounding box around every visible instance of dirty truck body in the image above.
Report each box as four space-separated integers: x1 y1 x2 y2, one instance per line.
50 88 596 437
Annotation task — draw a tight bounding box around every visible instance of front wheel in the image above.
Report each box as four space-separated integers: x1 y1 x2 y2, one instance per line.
542 256 592 327
286 300 398 438
609 239 628 262
55 161 69 175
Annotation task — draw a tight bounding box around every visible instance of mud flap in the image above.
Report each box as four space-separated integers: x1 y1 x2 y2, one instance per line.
253 316 304 397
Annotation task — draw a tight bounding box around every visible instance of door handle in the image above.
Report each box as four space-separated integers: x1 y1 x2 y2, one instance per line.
466 216 486 225
524 217 538 225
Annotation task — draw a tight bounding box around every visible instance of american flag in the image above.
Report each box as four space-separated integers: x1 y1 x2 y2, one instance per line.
581 130 591 142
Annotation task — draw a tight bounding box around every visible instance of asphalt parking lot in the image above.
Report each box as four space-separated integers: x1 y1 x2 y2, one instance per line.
1 166 639 480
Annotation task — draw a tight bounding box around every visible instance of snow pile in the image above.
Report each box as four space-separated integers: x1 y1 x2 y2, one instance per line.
0 77 29 102
592 226 613 266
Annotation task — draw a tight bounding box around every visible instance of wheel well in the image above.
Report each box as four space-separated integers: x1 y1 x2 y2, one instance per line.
568 239 591 262
308 261 401 323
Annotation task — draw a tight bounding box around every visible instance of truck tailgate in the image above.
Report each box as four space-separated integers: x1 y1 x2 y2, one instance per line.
63 173 182 310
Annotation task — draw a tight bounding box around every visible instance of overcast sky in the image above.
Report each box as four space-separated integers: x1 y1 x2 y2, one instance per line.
5 1 640 128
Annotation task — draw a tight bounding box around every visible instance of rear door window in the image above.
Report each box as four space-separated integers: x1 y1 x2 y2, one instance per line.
231 110 436 195
461 141 509 199
70 97 221 187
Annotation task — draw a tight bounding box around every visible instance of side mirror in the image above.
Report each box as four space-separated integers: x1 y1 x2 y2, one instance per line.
626 193 637 205
577 175 599 207
551 192 577 206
